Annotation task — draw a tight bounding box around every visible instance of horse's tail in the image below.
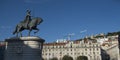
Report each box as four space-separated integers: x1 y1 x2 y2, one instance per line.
13 25 18 35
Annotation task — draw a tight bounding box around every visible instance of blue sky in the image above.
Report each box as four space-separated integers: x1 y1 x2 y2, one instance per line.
0 0 120 42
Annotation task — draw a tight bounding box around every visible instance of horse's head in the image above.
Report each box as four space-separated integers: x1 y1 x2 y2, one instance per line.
32 17 43 25
36 17 43 25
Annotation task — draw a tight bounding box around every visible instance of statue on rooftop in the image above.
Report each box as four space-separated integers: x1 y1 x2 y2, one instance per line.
13 10 43 37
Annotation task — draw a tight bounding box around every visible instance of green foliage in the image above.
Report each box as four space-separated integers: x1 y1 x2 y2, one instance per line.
106 31 120 36
95 35 104 38
62 55 73 60
77 56 88 60
50 57 58 60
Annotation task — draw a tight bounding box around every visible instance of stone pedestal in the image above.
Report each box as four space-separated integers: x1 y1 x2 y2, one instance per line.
4 36 45 60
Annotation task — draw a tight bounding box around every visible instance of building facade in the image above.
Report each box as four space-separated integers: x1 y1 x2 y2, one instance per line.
42 34 120 60
42 40 101 60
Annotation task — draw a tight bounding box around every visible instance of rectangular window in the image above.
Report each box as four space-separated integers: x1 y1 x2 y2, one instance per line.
90 48 91 51
49 49 51 51
97 48 99 51
59 46 61 48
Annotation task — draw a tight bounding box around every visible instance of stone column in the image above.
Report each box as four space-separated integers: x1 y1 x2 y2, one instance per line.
4 36 45 60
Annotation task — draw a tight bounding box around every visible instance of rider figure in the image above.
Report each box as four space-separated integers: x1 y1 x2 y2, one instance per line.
24 10 31 28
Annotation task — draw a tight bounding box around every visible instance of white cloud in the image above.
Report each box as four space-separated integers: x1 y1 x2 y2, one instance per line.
80 29 87 33
0 26 12 29
68 33 75 36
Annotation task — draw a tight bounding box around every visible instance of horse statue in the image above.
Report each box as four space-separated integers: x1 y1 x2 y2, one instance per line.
13 17 43 37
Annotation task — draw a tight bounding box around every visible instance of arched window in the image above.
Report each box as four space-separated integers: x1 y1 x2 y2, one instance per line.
76 56 88 60
62 55 73 60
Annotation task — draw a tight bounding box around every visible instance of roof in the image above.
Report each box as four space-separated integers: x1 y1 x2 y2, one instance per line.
43 42 66 46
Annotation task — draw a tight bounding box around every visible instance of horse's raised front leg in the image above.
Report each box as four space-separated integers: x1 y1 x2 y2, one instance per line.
34 28 39 34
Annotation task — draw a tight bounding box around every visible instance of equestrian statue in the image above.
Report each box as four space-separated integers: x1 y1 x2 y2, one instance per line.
13 10 43 37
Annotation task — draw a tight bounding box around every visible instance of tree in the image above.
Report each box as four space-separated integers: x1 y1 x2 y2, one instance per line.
62 55 73 60
50 57 58 60
77 56 88 60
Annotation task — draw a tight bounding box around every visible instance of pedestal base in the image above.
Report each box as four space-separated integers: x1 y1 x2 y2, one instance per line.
4 36 45 60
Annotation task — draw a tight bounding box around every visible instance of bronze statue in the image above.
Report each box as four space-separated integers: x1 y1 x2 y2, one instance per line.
13 10 43 37
24 10 31 28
